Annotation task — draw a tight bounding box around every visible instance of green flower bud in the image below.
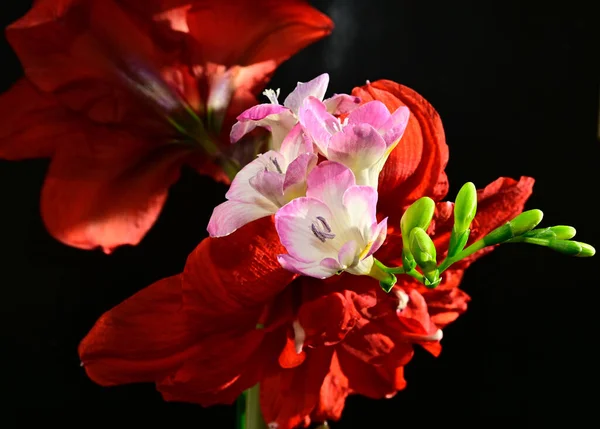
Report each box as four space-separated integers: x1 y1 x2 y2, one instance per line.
409 228 439 284
401 197 436 238
401 197 435 271
410 228 437 266
548 239 595 257
483 209 544 246
522 225 576 240
454 182 477 233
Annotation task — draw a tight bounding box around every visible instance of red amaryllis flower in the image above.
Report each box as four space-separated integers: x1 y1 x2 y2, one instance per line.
78 80 534 428
0 0 333 252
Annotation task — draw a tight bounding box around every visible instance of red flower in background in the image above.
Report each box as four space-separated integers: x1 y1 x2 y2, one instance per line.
78 80 534 428
0 0 333 252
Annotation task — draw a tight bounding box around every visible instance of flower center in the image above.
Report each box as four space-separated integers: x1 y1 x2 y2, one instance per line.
311 216 336 243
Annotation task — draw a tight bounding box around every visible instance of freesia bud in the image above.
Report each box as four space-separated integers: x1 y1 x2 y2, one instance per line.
523 225 577 240
400 197 435 270
409 227 439 284
483 209 543 246
401 197 436 236
548 239 595 257
454 182 477 233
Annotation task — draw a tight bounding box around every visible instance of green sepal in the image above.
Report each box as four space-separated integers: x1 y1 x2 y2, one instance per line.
447 227 470 258
379 273 398 293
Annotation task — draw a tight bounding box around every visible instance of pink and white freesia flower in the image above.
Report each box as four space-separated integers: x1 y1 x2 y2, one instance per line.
275 161 388 278
208 125 317 237
230 73 360 150
298 96 410 188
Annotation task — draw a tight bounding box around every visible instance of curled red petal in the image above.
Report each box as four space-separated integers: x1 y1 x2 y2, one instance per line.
311 351 350 423
352 80 449 217
336 348 405 399
78 275 195 386
422 286 471 328
297 291 360 348
471 176 536 240
261 347 334 429
40 131 188 252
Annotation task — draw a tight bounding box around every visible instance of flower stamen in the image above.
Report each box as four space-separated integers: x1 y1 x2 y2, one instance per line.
292 320 306 354
271 157 283 174
311 218 336 242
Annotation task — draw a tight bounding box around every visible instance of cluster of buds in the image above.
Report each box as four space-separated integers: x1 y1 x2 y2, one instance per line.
374 182 595 292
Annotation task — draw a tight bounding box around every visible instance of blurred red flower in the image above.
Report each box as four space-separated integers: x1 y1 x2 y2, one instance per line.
0 0 333 252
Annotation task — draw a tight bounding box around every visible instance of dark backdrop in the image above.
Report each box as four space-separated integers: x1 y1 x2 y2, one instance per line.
2 0 599 427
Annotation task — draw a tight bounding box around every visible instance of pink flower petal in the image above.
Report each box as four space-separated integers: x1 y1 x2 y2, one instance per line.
327 124 387 171
278 254 337 278
324 93 362 115
365 217 388 258
338 240 359 268
283 73 329 114
283 153 318 197
298 96 340 154
207 200 277 237
342 185 378 237
225 150 282 201
380 106 410 147
249 170 285 205
230 105 296 148
279 123 314 163
306 161 356 209
347 100 391 129
275 196 335 263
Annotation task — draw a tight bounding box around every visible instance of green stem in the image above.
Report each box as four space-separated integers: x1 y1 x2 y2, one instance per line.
245 384 268 429
373 260 425 283
438 239 487 273
236 391 247 429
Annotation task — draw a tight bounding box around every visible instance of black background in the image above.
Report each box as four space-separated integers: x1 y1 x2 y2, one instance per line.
2 0 599 426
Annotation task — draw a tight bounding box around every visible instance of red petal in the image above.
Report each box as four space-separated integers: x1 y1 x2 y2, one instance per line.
158 329 284 406
336 348 405 399
297 291 360 347
0 79 67 160
471 176 536 240
423 287 471 328
182 217 296 331
6 0 171 124
279 335 307 369
311 351 350 423
40 129 187 252
185 0 333 68
78 275 195 386
261 347 334 429
340 321 413 367
352 80 449 217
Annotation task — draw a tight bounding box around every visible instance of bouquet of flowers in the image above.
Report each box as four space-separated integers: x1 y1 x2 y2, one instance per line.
1 1 594 428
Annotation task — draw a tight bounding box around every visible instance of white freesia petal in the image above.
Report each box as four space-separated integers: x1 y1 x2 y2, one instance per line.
207 200 277 238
